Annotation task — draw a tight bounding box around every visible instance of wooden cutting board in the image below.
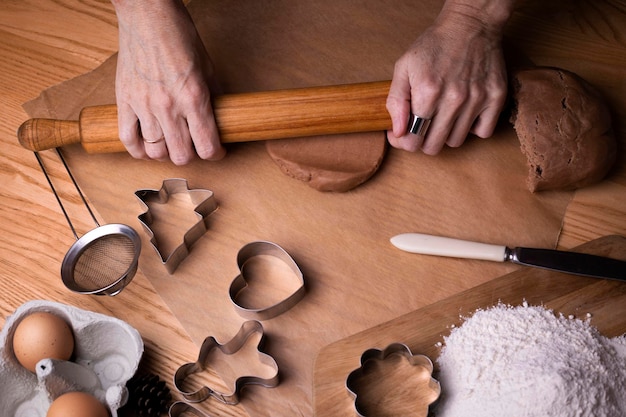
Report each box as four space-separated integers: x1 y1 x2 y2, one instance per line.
313 235 626 416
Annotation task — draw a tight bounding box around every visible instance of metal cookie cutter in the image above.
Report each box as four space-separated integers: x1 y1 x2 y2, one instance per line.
229 241 306 320
173 320 279 405
346 343 441 417
135 178 217 274
168 402 212 417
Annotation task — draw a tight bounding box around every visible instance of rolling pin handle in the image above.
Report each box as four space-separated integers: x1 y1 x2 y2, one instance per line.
17 118 81 152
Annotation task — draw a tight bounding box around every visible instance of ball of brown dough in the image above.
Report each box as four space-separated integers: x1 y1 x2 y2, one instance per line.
509 67 616 192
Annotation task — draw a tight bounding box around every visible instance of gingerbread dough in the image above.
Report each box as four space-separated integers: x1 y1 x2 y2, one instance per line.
510 67 617 192
265 132 387 192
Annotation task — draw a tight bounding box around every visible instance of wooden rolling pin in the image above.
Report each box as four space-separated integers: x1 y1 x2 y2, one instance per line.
18 81 392 153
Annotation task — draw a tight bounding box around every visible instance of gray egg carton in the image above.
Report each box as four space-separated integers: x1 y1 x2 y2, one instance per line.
0 300 144 416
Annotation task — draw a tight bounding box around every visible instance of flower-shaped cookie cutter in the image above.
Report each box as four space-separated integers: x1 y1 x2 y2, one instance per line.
173 320 279 405
346 343 441 417
229 241 306 320
135 178 217 274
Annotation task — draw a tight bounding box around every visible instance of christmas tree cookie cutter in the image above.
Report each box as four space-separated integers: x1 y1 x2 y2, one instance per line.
135 178 217 274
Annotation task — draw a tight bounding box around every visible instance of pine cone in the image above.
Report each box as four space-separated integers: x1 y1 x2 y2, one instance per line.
125 373 172 417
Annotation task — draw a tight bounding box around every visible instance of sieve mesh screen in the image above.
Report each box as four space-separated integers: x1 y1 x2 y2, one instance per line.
73 234 138 291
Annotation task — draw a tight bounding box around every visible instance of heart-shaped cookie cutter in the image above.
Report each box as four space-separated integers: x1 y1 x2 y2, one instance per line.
229 241 306 320
135 178 217 274
346 343 441 417
173 320 279 405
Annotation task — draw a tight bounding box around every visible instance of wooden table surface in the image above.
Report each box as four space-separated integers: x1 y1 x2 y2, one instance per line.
1 1 625 417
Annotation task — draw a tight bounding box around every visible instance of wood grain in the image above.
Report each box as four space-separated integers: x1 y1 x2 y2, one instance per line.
0 149 248 417
0 2 247 417
1 1 625 417
504 0 626 248
314 236 626 416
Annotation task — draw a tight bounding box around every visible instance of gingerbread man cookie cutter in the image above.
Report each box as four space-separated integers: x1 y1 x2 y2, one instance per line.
173 320 279 406
168 401 213 417
135 178 217 274
229 241 306 320
168 402 207 417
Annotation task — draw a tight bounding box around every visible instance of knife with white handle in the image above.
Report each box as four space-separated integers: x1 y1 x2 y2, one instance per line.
390 233 626 281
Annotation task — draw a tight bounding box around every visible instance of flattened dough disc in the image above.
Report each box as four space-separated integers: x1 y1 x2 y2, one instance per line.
265 131 387 192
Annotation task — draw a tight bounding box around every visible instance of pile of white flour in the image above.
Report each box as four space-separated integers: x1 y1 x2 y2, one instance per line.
434 303 626 417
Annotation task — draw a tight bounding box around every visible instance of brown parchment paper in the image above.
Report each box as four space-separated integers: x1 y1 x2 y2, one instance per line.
23 1 574 416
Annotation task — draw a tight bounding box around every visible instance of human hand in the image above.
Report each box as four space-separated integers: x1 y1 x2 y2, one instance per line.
112 0 225 165
386 1 513 155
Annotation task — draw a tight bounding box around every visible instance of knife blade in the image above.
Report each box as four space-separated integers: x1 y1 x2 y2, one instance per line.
390 233 626 281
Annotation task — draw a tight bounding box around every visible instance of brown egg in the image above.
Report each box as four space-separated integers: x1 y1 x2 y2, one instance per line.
47 392 110 417
12 311 75 372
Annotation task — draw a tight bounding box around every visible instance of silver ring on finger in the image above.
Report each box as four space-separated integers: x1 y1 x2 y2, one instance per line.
407 114 432 137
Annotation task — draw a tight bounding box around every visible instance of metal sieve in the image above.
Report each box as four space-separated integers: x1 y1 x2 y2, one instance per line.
35 150 141 296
